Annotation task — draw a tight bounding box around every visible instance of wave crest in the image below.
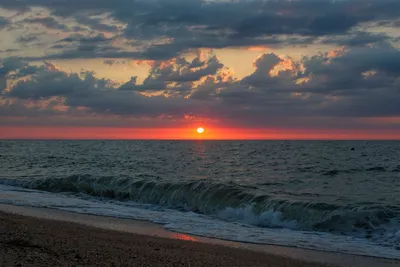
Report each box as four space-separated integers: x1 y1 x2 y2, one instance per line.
1 174 399 247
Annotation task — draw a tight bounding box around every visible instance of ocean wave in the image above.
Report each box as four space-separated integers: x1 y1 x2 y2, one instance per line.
1 174 399 248
1 183 399 259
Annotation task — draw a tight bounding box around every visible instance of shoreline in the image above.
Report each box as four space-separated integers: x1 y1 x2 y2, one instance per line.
1 204 399 267
0 207 328 267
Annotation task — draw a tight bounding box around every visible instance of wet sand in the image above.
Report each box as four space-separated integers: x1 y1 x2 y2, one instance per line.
0 210 333 267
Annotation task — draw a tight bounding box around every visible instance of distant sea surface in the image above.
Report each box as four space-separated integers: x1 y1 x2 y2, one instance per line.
1 140 399 259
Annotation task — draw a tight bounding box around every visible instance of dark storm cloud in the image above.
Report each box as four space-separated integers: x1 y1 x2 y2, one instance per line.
65 89 196 117
298 43 400 95
2 0 400 29
0 58 27 91
231 43 400 118
2 0 400 60
332 44 400 75
4 62 200 117
231 13 359 38
321 32 392 46
0 58 25 75
113 0 400 39
8 68 87 99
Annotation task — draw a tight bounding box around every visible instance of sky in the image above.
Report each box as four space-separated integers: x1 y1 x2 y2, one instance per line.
1 0 400 139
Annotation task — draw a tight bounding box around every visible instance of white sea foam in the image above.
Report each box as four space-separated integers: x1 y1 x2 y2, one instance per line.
1 184 399 260
216 206 298 229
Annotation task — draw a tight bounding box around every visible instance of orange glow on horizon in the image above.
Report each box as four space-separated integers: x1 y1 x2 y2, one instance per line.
0 126 400 140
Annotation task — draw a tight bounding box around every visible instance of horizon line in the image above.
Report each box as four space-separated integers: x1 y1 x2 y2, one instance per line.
1 138 400 141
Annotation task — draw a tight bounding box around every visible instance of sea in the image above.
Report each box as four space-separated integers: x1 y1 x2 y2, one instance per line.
0 140 399 259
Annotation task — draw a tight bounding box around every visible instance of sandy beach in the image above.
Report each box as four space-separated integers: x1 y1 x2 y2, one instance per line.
1 204 399 267
0 210 335 267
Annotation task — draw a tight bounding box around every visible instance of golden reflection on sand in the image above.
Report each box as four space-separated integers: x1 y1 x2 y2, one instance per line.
171 233 199 242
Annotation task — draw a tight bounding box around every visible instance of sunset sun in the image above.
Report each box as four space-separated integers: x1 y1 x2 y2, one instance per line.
196 127 205 134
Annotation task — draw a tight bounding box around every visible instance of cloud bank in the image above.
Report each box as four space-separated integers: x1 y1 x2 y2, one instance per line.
0 0 400 132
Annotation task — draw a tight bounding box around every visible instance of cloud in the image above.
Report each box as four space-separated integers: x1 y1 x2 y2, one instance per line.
23 35 315 62
299 43 400 94
58 33 113 44
23 17 69 31
74 15 119 33
0 16 9 30
17 35 38 43
3 61 200 118
122 55 224 94
167 56 224 82
321 32 392 47
103 60 126 66
0 49 18 53
2 0 400 60
377 19 400 28
202 43 400 122
0 58 27 91
239 43 400 118
2 35 400 129
241 53 286 87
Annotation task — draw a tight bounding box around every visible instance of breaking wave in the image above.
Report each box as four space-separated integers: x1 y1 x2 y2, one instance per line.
1 175 399 249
